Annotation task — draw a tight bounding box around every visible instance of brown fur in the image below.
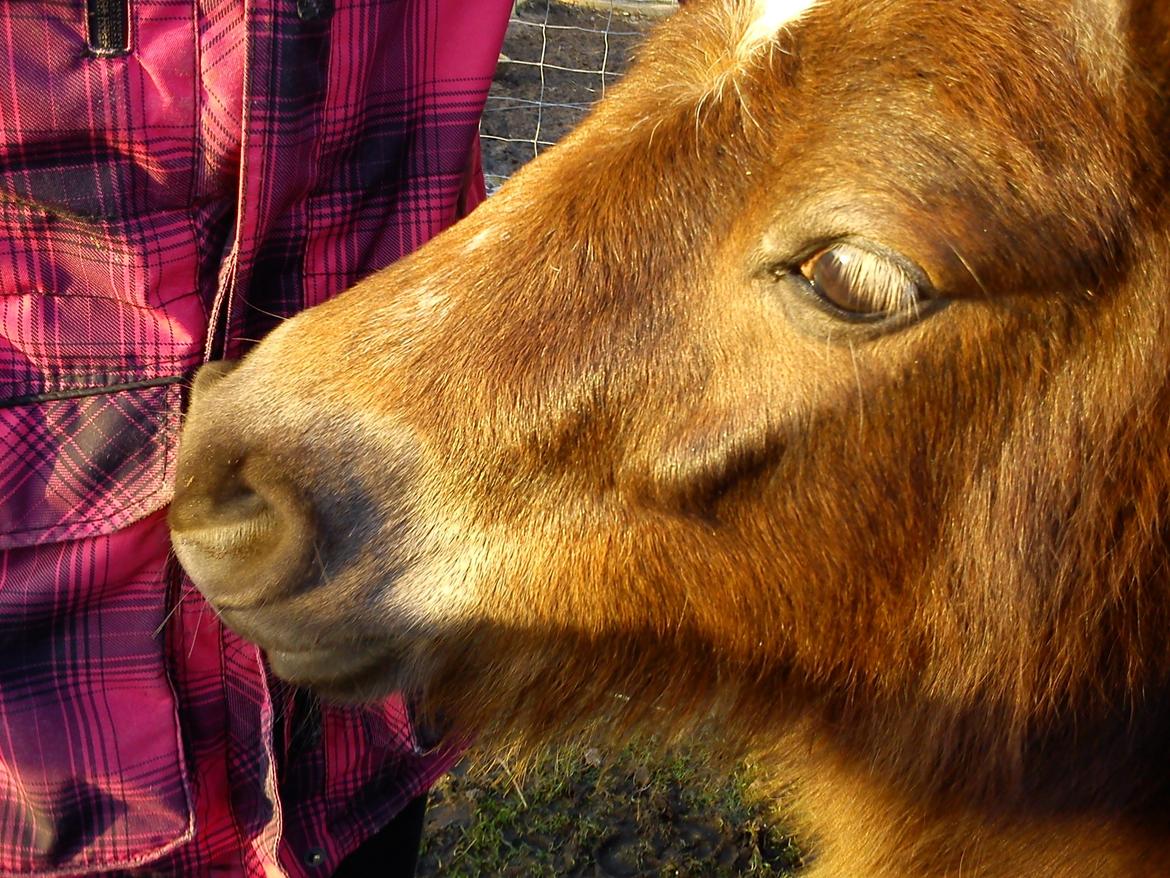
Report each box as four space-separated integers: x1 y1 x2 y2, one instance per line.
170 1 1170 875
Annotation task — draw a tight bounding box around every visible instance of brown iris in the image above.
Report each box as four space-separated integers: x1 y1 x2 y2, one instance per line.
800 243 923 318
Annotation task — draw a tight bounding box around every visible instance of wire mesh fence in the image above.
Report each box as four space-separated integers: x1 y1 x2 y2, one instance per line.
480 0 679 192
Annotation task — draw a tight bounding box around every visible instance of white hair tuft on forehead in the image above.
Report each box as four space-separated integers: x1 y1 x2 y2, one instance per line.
739 0 821 55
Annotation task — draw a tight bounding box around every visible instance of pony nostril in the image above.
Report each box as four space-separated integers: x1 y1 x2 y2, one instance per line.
172 359 318 606
179 466 273 552
170 448 316 606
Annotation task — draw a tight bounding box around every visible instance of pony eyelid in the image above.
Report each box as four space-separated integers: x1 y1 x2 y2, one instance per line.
813 244 921 316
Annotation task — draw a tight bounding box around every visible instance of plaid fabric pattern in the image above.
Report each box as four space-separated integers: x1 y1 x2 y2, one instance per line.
0 1 510 875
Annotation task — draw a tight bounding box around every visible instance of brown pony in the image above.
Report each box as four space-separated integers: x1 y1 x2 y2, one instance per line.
169 1 1170 874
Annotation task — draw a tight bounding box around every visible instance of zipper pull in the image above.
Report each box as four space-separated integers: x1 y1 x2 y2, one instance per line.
86 0 129 56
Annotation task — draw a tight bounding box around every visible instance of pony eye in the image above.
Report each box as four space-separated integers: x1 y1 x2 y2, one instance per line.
799 243 925 318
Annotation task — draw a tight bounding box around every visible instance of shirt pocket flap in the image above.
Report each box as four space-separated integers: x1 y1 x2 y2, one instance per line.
0 383 182 550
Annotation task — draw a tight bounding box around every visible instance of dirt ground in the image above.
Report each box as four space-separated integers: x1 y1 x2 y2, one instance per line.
417 5 803 876
417 744 802 877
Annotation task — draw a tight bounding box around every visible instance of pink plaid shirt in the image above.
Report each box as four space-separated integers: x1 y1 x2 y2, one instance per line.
0 1 509 874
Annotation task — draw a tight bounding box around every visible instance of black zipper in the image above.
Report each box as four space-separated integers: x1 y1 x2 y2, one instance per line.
86 0 129 56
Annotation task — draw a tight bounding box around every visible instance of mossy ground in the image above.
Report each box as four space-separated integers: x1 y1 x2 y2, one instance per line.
418 745 802 877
